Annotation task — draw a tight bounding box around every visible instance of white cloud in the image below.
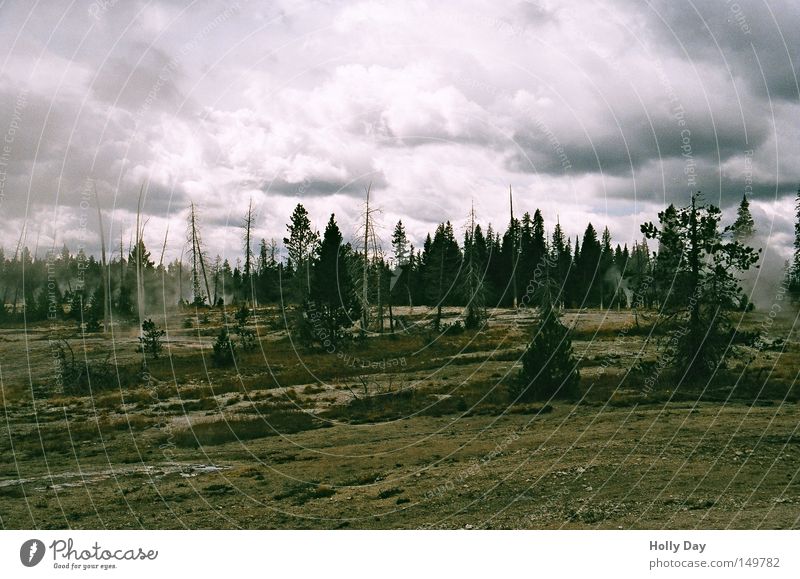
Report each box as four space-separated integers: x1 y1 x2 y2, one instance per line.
0 0 798 264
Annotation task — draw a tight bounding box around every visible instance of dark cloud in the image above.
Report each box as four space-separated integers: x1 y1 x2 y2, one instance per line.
634 0 800 101
1 0 798 259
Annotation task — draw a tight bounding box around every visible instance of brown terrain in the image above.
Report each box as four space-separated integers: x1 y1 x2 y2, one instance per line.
1 306 798 529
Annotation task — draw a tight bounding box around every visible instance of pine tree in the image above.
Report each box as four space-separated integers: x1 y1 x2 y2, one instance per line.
599 226 614 308
732 193 756 243
789 187 800 299
308 214 360 346
550 219 571 307
642 193 760 381
462 205 488 329
577 223 601 306
519 211 534 285
138 319 165 359
531 209 547 273
256 238 280 303
390 220 411 312
515 263 579 401
500 216 521 307
424 222 461 329
283 203 319 303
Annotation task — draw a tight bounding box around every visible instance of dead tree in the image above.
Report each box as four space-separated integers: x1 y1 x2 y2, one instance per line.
361 183 371 332
135 183 146 330
242 197 255 305
357 183 385 334
94 184 110 332
510 185 518 308
188 202 213 306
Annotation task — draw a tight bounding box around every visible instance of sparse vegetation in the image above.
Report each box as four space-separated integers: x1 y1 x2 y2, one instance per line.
138 318 165 359
212 327 236 367
172 411 322 448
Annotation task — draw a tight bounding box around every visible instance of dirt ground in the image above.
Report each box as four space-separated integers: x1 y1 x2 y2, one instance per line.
1 306 798 529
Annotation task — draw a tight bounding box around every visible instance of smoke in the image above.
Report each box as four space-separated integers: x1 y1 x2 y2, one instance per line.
604 265 633 306
738 229 795 316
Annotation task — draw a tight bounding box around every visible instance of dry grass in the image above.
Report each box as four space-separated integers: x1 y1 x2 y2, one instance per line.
171 411 324 448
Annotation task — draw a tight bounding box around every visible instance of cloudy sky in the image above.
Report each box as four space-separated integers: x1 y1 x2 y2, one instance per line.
1 0 798 264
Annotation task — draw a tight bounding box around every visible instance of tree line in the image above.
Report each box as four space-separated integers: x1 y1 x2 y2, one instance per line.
3 189 792 398
0 189 794 338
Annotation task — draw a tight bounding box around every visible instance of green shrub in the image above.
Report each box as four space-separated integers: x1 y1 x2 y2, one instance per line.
138 319 165 359
212 327 236 367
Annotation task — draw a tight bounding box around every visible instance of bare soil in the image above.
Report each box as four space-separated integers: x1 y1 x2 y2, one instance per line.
1 307 798 529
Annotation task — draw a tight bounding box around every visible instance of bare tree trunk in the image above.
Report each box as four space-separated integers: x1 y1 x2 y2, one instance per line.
510 185 518 309
243 198 254 305
11 224 26 315
377 262 384 333
188 203 213 306
361 184 370 333
159 224 169 268
388 287 394 333
178 247 185 305
135 183 147 371
94 184 109 332
135 183 146 327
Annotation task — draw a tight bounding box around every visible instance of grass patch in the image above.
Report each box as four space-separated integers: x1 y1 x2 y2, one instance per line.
273 482 336 505
172 411 323 448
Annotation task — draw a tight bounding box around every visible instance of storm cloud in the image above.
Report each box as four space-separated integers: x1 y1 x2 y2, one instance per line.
0 0 797 263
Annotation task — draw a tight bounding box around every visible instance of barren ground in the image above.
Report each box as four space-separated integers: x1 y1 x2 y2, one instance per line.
1 307 798 529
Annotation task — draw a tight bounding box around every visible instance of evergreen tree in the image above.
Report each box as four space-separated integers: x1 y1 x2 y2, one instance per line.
531 209 547 272
550 219 571 307
212 327 236 366
484 224 502 305
234 304 257 351
256 238 280 303
515 262 579 401
499 216 521 307
519 212 534 285
128 240 154 270
789 188 800 299
642 194 760 381
307 214 360 346
390 220 411 308
731 193 756 243
138 319 165 359
424 222 461 329
599 226 614 308
283 203 319 302
576 223 602 306
417 233 433 305
462 207 488 329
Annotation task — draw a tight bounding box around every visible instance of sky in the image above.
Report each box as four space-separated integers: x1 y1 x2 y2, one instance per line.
0 0 798 266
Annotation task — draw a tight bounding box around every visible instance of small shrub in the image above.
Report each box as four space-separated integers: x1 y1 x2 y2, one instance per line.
443 321 464 335
274 482 335 505
55 341 117 395
138 319 165 359
212 327 236 367
513 290 580 402
235 305 257 351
